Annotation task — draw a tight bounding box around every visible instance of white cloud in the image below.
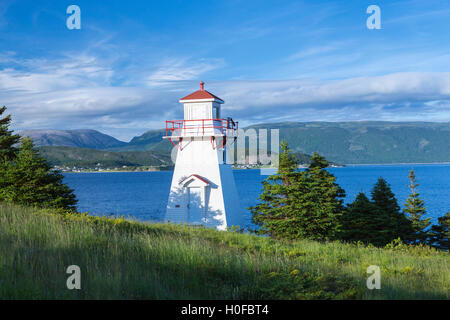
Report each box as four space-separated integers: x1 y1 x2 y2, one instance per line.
286 43 343 62
0 54 114 92
218 72 450 108
2 52 450 141
147 58 226 83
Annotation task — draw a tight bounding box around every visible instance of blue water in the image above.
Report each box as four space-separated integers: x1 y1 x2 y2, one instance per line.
63 164 450 228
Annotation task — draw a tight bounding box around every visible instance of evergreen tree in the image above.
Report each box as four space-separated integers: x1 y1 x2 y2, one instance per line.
250 140 299 238
371 177 412 243
339 192 392 246
0 106 20 164
403 170 430 244
0 137 77 210
0 106 21 193
429 213 449 251
289 152 345 240
251 143 345 241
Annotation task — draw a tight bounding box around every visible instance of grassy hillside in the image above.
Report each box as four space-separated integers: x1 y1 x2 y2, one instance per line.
1 203 448 299
38 146 172 168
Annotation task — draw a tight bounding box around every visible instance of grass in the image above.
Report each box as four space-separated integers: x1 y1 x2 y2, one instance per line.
0 203 448 300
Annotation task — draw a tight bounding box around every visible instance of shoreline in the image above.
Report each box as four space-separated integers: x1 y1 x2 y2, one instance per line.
64 170 172 173
344 162 450 166
62 162 450 173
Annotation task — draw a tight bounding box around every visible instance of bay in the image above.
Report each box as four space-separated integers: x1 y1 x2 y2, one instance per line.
63 164 450 229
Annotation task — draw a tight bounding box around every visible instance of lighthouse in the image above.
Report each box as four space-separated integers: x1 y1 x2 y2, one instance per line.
164 82 243 230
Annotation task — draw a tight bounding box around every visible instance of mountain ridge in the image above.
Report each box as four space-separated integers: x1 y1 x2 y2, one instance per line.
38 146 172 169
19 129 127 150
21 121 450 164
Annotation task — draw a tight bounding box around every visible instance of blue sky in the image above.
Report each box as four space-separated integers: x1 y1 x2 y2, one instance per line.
1 0 450 141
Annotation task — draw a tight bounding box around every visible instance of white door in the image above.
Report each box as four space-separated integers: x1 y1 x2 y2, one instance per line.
188 187 203 224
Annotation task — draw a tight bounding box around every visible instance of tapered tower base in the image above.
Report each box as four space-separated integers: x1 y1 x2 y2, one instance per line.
165 138 243 230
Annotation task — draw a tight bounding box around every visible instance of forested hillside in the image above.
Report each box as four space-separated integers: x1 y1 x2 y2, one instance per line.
38 146 172 168
108 121 450 164
20 129 126 149
247 122 450 164
25 122 450 164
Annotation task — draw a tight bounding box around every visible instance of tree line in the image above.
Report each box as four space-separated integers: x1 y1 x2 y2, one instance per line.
0 107 77 211
250 141 449 250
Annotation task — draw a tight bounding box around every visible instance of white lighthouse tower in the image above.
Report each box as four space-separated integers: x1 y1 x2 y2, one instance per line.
164 82 243 230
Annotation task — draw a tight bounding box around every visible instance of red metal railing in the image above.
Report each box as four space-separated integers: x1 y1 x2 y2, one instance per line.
165 118 238 137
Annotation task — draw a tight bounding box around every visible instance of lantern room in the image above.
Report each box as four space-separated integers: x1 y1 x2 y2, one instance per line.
164 82 238 148
180 81 224 120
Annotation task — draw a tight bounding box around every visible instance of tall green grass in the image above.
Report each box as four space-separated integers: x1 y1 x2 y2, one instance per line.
0 203 448 299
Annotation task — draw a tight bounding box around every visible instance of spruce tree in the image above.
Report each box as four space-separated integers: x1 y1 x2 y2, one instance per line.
0 137 77 210
0 106 21 193
429 213 449 251
403 170 430 244
371 177 412 243
251 144 345 241
339 192 391 246
289 152 345 240
250 140 299 238
0 106 20 164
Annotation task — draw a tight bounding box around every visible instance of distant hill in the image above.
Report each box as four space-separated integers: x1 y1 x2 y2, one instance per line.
20 129 127 149
248 121 450 164
38 146 172 168
117 121 450 164
38 145 315 169
108 129 171 152
25 122 450 164
108 129 315 164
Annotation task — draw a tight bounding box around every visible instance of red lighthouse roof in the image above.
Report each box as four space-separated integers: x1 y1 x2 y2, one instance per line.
179 81 224 103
